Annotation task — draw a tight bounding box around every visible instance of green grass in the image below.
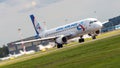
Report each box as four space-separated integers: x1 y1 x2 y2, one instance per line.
1 33 120 68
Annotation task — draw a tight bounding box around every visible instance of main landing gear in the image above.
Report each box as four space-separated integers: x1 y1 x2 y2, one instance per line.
56 43 63 48
92 35 96 39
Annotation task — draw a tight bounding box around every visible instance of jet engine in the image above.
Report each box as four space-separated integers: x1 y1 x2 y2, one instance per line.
55 35 67 44
95 30 100 34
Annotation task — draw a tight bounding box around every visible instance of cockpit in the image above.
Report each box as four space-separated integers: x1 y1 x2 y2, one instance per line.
89 20 98 24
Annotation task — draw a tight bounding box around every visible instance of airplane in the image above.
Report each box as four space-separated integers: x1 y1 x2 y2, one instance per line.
15 14 103 48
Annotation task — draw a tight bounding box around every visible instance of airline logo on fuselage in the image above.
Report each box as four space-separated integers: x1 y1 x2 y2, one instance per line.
77 24 85 31
56 21 85 32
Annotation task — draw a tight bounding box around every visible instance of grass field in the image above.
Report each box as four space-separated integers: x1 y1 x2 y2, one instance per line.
0 30 120 68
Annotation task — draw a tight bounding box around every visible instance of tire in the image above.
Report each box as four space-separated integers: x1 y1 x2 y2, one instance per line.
57 44 63 48
79 39 82 43
92 36 96 39
57 44 60 48
81 38 85 42
79 38 85 43
60 44 63 48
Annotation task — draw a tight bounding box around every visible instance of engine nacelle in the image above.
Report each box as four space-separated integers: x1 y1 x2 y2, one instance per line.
55 35 67 44
95 30 100 34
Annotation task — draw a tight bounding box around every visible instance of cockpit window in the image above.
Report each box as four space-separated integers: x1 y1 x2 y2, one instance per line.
94 20 97 22
90 20 98 24
90 21 94 24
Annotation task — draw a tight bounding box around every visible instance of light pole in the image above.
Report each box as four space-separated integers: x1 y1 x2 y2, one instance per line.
18 28 26 52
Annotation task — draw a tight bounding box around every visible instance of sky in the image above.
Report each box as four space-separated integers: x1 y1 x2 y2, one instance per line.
0 0 120 47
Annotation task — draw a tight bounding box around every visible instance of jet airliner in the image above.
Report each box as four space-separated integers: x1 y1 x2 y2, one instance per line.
15 15 102 48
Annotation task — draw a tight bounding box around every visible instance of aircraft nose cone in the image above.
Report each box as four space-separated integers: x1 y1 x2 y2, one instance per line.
97 22 103 29
99 22 103 28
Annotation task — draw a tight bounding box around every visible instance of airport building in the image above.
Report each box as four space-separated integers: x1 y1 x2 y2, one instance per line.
7 36 41 54
101 16 120 32
7 35 53 54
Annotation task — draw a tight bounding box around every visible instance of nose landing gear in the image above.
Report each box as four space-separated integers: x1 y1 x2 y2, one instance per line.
79 36 84 43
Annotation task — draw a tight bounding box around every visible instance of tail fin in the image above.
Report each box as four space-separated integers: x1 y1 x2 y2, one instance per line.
30 14 44 35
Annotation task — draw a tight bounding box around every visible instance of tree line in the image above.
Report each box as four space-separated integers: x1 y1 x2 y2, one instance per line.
0 45 9 58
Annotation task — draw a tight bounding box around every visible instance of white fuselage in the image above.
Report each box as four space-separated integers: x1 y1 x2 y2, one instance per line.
39 18 102 39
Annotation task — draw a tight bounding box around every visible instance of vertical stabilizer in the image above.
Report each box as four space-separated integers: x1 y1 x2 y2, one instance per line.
30 14 44 35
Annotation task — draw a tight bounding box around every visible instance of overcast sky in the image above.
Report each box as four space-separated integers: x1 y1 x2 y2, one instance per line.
0 0 120 47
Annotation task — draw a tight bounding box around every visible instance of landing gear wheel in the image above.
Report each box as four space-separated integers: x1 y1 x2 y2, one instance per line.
57 44 60 48
79 38 84 43
79 39 82 43
92 35 96 39
60 44 63 48
81 38 85 42
57 44 63 48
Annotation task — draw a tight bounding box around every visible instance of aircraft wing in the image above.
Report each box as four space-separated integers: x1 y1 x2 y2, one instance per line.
15 34 73 45
15 36 57 45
